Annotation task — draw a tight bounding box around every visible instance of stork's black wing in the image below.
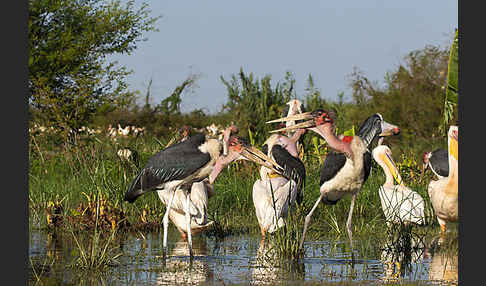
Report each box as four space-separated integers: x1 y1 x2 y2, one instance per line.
124 133 211 202
271 145 306 188
320 152 347 185
429 148 449 177
363 150 372 182
271 144 306 204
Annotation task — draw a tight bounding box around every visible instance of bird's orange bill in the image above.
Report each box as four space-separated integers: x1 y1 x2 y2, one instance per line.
239 146 284 174
381 152 403 185
266 112 315 133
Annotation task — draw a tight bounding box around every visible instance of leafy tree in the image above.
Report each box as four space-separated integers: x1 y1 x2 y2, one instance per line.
347 45 449 142
28 0 160 134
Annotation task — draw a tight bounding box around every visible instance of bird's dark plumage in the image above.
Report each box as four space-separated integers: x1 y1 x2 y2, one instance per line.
261 144 268 157
271 144 306 201
363 151 372 182
124 133 211 203
356 114 383 147
428 148 449 177
320 151 373 186
261 142 306 203
320 152 347 186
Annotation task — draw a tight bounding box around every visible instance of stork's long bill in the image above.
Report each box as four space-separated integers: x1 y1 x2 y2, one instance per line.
209 136 283 184
267 112 316 133
267 110 400 140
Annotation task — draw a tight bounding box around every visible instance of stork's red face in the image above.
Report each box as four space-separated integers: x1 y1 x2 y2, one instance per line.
267 109 334 133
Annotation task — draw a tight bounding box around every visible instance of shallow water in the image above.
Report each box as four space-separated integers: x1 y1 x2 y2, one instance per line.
28 225 458 286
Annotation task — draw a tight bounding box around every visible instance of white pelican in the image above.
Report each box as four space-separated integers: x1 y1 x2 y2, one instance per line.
252 129 306 236
372 145 426 226
427 125 458 234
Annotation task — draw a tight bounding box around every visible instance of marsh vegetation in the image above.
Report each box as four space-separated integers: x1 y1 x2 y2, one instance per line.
28 1 458 283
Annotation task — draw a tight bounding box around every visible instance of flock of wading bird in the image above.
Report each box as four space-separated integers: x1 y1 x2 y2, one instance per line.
123 99 459 260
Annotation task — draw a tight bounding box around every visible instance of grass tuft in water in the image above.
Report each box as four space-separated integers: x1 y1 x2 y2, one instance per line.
268 205 306 260
69 189 123 271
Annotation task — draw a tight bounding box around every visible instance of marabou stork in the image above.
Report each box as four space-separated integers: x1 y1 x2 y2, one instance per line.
124 127 282 258
155 125 217 239
268 110 400 251
372 145 425 226
427 126 458 235
253 129 307 236
422 149 449 179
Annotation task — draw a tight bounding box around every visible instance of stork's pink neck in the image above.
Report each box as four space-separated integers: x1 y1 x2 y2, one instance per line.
310 123 353 157
209 151 240 184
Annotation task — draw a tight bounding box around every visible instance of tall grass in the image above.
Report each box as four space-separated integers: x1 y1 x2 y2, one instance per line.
269 205 306 260
29 130 447 247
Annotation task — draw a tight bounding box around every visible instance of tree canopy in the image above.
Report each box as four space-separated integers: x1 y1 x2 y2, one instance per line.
28 0 160 131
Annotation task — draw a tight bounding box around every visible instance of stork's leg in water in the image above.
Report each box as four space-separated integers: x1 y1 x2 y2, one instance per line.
346 193 357 261
163 188 176 258
185 190 194 259
299 193 324 250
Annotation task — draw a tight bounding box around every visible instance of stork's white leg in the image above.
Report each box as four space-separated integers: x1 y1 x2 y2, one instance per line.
185 190 194 259
163 188 176 257
346 193 357 251
299 193 324 250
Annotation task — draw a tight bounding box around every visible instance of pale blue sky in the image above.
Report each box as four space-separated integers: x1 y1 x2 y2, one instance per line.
112 1 457 114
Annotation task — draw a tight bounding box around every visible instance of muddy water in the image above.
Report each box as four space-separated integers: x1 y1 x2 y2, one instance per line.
29 225 458 285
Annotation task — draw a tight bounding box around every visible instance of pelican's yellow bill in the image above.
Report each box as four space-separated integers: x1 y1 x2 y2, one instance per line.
381 153 402 185
449 136 458 161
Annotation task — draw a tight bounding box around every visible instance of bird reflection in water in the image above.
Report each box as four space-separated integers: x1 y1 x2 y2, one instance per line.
155 236 213 285
379 228 428 282
427 235 458 285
